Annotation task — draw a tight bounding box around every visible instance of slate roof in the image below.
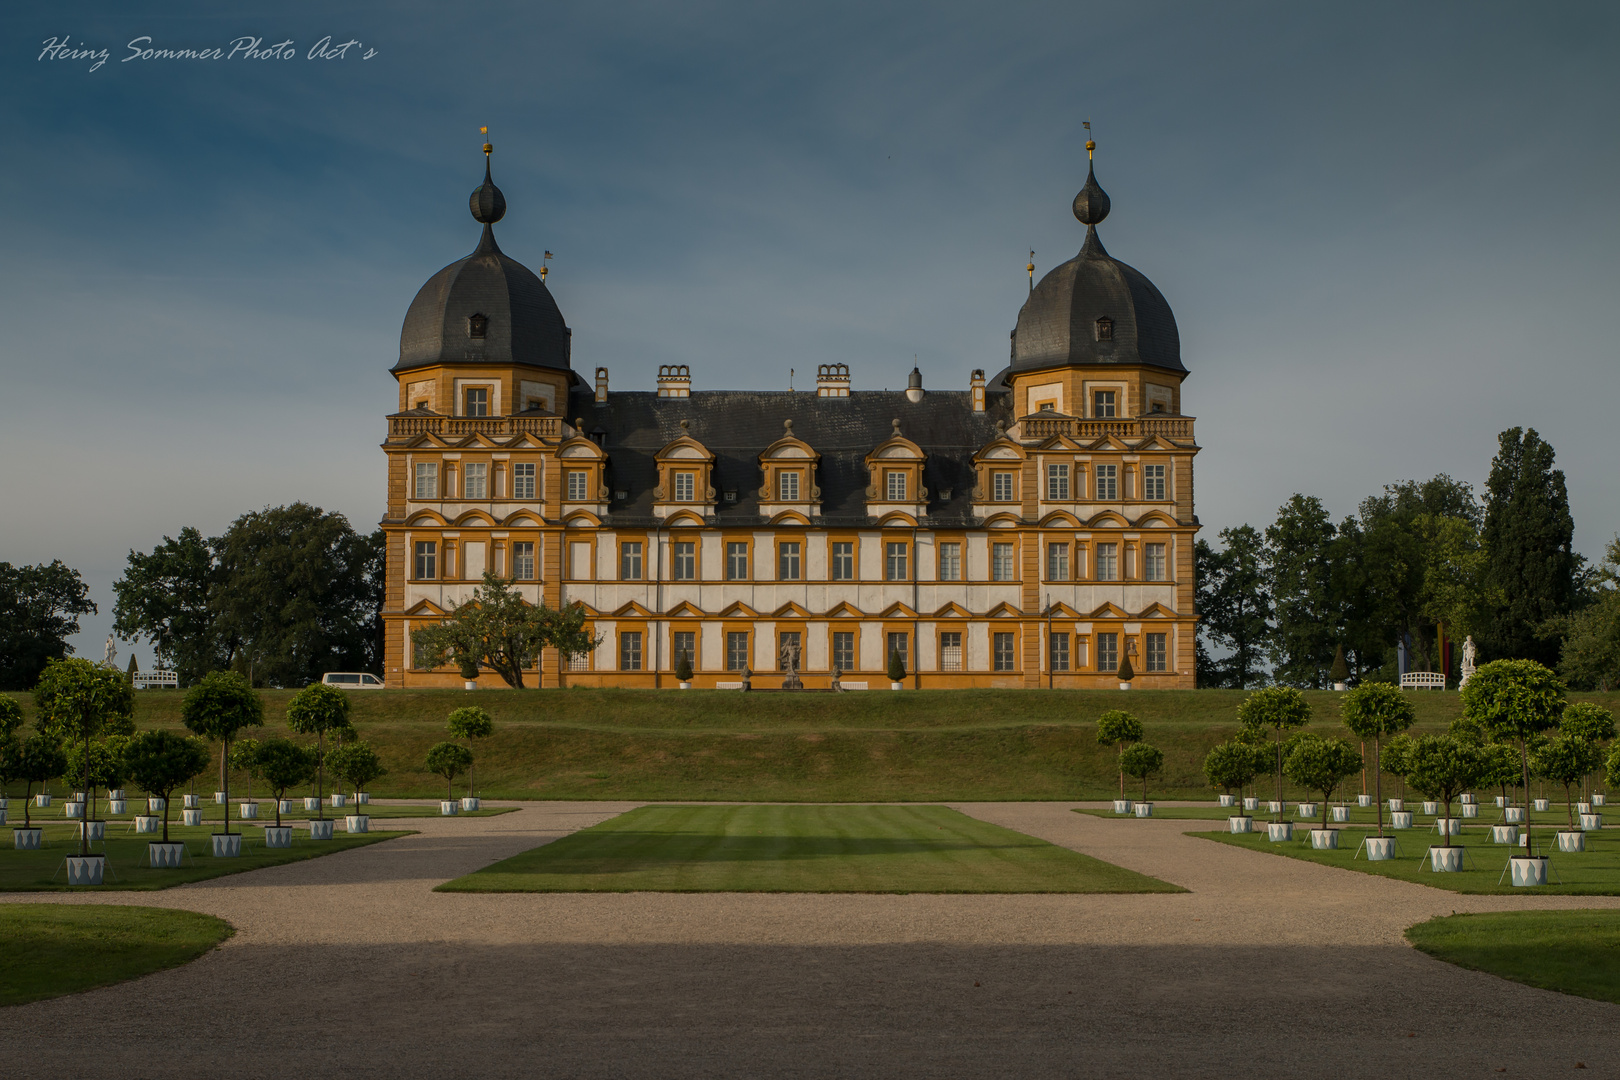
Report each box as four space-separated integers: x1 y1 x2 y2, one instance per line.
567 387 1015 528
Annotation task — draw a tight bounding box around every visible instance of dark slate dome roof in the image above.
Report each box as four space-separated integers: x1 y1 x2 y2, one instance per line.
1009 160 1184 376
394 155 571 375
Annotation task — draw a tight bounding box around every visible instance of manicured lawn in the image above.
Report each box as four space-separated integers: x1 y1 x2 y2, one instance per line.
1195 825 1620 895
439 804 1183 893
1077 803 1585 828
0 823 409 892
0 904 233 1006
6 801 512 829
1406 910 1620 1004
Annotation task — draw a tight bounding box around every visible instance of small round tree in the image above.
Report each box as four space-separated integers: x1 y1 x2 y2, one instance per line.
64 736 130 824
1382 733 1416 801
426 741 474 802
125 730 212 843
887 648 906 686
1329 644 1350 690
446 707 494 798
1561 702 1614 801
255 738 318 828
229 738 263 805
34 657 135 857
1204 741 1261 803
181 671 264 837
1096 710 1144 797
286 683 353 819
1462 659 1567 860
1283 734 1362 833
0 734 21 804
674 652 694 685
329 742 387 799
1533 735 1603 830
1341 682 1417 838
1119 742 1164 803
1238 687 1313 822
15 732 66 829
1405 735 1484 848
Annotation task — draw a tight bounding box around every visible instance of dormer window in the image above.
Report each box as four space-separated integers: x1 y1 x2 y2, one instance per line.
467 312 489 339
779 471 800 501
674 472 695 501
1095 316 1113 341
885 470 907 501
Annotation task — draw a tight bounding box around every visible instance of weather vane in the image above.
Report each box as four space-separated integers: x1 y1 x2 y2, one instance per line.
1083 119 1094 159
1027 249 1035 293
541 250 553 282
481 125 492 156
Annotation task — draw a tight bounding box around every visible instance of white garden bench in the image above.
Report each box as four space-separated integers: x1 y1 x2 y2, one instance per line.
1399 672 1446 690
132 670 178 689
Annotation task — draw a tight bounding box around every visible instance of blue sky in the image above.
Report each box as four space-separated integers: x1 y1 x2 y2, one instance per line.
3 1 1617 665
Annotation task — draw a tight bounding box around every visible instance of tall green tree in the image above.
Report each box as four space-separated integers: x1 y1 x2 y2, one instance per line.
181 671 265 835
1462 658 1567 857
1238 686 1312 821
111 527 220 684
1265 496 1340 687
1557 538 1620 691
1195 526 1271 688
413 573 601 689
33 658 135 856
1479 428 1577 666
285 682 352 816
0 561 96 690
1340 682 1416 837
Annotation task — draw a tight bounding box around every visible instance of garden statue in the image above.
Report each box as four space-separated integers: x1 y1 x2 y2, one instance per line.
103 635 117 670
1461 636 1477 687
780 637 803 691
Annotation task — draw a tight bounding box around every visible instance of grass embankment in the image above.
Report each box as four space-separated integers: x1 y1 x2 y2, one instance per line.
0 904 233 1006
439 804 1181 893
0 823 408 891
1406 911 1620 1004
5 688 1617 802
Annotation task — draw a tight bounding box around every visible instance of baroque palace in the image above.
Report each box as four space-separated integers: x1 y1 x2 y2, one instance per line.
381 139 1200 689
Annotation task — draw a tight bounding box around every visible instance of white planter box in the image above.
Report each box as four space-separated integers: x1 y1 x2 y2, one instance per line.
1594 794 1607 807
1134 802 1153 818
1388 799 1404 813
1357 794 1373 808
1491 825 1518 845
278 800 296 814
64 802 84 820
14 827 42 849
181 808 202 827
239 802 259 820
1242 797 1258 811
183 794 200 809
147 797 166 813
212 833 241 857
1581 813 1603 831
35 794 51 807
678 681 691 690
1228 816 1253 834
463 680 478 691
1364 836 1396 861
1296 803 1317 818
1429 846 1464 872
1461 803 1479 819
108 800 126 815
1434 818 1461 836
308 819 334 840
148 841 186 868
78 820 106 842
214 791 227 804
1579 802 1592 816
73 792 85 801
1557 831 1586 853
1421 801 1438 815
356 792 370 805
345 815 369 833
303 798 320 811
135 815 161 834
65 854 105 886
331 794 347 808
1504 807 1525 823
1267 821 1293 842
1331 806 1350 823
1267 801 1284 814
264 826 293 848
1218 794 1236 807
891 681 904 690
1533 799 1550 812
1112 799 1132 814
1311 829 1338 850
441 801 458 816
0 808 6 825
1509 856 1549 887
1391 811 1414 829
108 789 124 801
1495 796 1508 808
1460 793 1475 805
1118 681 1132 691
461 797 481 811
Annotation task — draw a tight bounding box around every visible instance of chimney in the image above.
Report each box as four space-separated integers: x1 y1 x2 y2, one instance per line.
816 363 850 398
656 364 691 397
594 366 609 405
970 369 986 412
906 366 924 404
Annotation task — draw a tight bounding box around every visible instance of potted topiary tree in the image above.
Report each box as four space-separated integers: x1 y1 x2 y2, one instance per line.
11 732 65 850
1203 740 1260 812
1329 644 1350 691
1381 734 1416 826
458 655 481 691
125 729 212 868
1096 710 1143 809
1341 682 1416 856
1238 686 1312 826
1284 733 1362 849
1561 702 1614 808
286 682 351 837
1461 659 1567 886
675 652 694 690
1532 734 1603 853
64 736 130 846
1405 734 1484 871
0 698 21 822
887 648 906 691
328 742 386 833
426 741 473 815
33 657 134 885
255 738 318 847
446 706 494 810
1119 743 1163 816
181 670 265 858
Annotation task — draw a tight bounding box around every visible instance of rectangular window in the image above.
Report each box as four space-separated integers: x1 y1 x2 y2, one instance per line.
1047 543 1069 581
672 541 695 581
674 472 695 502
512 463 536 499
567 471 588 500
1145 543 1166 582
993 632 1016 672
832 631 856 673
1096 543 1118 581
414 462 438 499
619 632 642 671
939 542 961 582
672 631 696 670
885 470 907 501
726 542 748 581
831 542 854 581
886 632 909 674
993 472 1015 502
1143 464 1166 501
1093 390 1116 418
778 632 801 671
512 542 535 580
620 542 644 581
1097 632 1119 672
778 542 801 581
1050 632 1071 672
465 387 489 417
940 631 962 672
779 472 800 501
413 541 437 580
1095 464 1118 501
726 631 750 671
1046 463 1070 500
463 463 488 499
992 542 1015 581
413 637 433 670
1146 632 1168 672
885 542 909 581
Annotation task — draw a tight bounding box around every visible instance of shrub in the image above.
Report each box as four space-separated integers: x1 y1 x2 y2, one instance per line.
1284 733 1361 832
425 741 474 801
1119 743 1164 802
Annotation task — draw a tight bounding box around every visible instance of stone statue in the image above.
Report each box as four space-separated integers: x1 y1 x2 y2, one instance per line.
831 667 843 693
1460 635 1477 687
103 634 117 669
779 637 803 691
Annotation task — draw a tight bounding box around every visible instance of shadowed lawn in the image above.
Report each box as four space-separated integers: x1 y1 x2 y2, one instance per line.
0 904 233 1006
1406 911 1620 1004
439 804 1182 893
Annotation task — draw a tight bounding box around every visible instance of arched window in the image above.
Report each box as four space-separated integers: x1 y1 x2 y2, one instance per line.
1094 316 1113 341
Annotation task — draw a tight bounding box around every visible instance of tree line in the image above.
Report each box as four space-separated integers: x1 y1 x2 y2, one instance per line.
1197 427 1617 690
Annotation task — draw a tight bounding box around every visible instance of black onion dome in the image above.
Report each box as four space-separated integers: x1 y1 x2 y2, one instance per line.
394 155 570 375
1010 161 1183 376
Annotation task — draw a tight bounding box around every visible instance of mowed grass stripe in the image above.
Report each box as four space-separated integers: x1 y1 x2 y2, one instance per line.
438 804 1183 893
1406 910 1620 1004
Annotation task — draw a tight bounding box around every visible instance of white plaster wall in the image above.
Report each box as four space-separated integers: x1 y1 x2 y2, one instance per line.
968 622 990 670
594 621 616 670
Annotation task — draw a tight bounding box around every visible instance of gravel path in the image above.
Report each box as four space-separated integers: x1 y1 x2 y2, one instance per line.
4 800 1617 1078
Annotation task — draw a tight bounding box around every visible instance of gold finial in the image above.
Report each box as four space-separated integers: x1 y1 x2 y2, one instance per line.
540 250 553 282
1084 120 1094 159
481 126 492 156
1027 249 1035 293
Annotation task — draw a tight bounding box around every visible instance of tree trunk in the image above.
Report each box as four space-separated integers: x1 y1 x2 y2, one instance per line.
1117 742 1124 797
223 736 232 835
1373 736 1384 838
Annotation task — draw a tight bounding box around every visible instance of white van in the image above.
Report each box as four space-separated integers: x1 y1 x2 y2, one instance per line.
321 672 385 689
